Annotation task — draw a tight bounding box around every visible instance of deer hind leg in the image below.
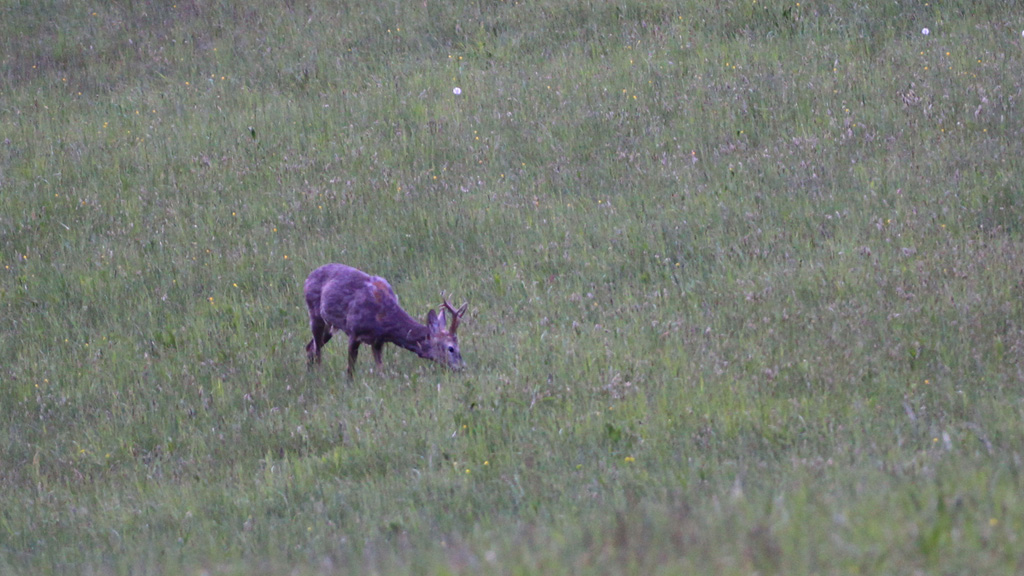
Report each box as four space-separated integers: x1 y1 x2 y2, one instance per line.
307 315 332 364
346 334 361 378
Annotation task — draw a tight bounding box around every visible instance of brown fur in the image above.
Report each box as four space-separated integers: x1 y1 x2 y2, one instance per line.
304 263 467 377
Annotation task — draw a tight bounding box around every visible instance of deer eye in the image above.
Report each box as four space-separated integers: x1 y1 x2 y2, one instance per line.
448 346 456 353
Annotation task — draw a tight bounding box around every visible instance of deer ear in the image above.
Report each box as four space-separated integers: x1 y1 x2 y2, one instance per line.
427 309 446 333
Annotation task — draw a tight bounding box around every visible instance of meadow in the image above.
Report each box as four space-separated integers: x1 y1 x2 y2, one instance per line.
2 0 1024 573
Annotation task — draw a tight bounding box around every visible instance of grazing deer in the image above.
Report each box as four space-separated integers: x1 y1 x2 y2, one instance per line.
304 263 467 377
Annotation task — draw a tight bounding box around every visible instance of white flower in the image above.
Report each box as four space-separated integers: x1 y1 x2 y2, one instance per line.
453 87 462 95
921 28 929 35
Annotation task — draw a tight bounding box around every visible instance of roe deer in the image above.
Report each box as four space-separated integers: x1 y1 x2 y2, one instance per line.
304 263 468 377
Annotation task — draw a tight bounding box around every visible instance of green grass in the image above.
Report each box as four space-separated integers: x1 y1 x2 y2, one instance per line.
3 0 1024 573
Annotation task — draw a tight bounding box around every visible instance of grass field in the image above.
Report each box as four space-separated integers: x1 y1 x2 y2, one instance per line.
3 0 1024 573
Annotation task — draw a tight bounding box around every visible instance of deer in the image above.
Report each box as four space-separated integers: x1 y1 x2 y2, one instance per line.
304 263 468 377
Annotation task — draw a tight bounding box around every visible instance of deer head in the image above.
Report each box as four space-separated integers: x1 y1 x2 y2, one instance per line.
424 296 468 370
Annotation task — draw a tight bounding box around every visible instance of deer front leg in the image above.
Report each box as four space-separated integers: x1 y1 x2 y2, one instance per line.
371 343 384 368
347 335 360 377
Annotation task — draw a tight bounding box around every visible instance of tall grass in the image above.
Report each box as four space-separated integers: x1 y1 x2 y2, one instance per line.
2 0 1024 573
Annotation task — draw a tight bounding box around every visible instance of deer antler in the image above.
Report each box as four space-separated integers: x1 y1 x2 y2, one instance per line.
440 292 468 334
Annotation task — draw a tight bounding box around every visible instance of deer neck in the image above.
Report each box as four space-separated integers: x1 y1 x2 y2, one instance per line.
383 313 434 359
